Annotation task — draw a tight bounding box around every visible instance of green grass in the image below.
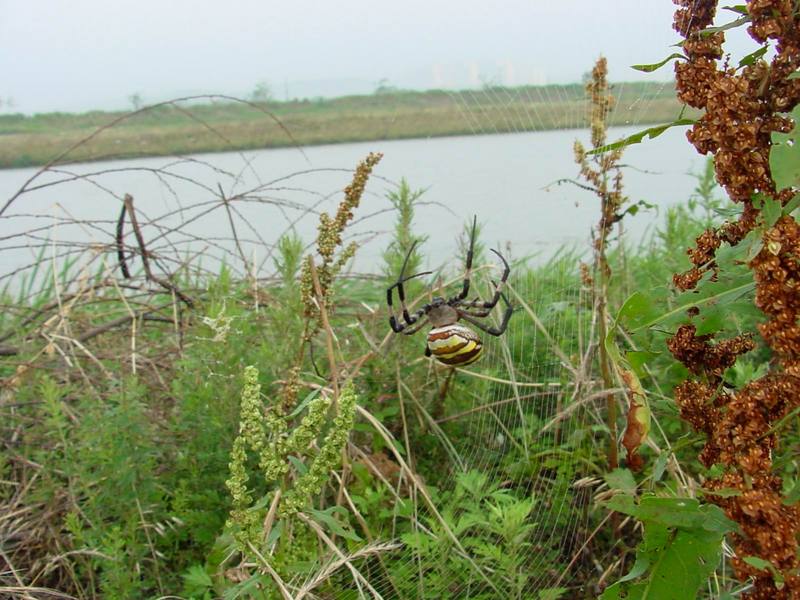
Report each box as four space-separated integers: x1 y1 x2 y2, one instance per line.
3 125 784 600
2 165 783 599
0 82 685 168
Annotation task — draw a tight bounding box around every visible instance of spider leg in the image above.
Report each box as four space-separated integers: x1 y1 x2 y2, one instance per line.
457 307 493 318
397 317 432 356
454 215 478 301
387 241 433 331
460 249 511 310
457 291 514 336
401 316 429 336
390 306 430 333
387 273 432 331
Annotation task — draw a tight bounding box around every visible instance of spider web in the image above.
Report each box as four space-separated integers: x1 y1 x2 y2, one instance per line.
357 20 695 600
373 250 595 598
362 3 761 596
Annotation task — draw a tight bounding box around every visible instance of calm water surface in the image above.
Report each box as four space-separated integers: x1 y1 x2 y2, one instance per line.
0 125 703 284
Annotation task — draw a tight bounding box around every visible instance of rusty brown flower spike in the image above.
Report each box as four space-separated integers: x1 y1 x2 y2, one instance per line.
672 0 800 291
668 1 800 597
575 56 630 471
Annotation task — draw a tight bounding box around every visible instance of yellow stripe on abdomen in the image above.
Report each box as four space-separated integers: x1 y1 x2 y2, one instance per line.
427 324 484 366
437 340 477 358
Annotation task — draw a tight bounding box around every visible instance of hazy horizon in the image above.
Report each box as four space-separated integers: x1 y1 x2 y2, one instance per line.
2 0 756 115
0 77 677 117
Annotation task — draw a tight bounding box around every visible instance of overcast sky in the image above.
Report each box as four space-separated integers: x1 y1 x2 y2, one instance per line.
1 1 755 114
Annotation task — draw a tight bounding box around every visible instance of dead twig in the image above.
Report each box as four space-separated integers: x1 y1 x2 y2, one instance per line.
0 302 175 357
296 512 384 599
123 194 194 308
218 183 249 274
116 202 131 279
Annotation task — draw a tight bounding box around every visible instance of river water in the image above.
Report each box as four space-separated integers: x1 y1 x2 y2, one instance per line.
0 124 704 286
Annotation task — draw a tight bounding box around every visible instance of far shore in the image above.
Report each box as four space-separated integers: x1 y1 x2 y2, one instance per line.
0 82 685 169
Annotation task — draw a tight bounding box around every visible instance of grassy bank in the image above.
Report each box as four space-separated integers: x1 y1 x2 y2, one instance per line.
5 67 785 599
0 82 684 168
0 150 783 598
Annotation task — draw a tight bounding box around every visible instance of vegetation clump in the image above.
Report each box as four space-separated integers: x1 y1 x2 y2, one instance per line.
669 1 800 596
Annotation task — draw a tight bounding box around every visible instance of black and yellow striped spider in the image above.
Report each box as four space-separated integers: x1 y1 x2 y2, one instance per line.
387 217 514 366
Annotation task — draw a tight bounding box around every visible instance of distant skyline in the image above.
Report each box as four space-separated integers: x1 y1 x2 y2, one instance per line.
1 1 756 114
245 60 550 104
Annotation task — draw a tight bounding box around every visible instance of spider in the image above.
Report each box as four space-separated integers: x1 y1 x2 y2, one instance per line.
387 217 514 367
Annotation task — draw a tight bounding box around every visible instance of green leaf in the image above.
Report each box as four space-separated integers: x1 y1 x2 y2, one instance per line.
726 359 769 388
739 45 768 67
634 497 707 528
538 588 568 600
288 455 308 475
587 119 696 155
743 556 785 589
771 105 800 191
712 224 762 266
603 496 734 598
694 305 726 336
651 453 669 484
743 556 772 570
698 487 743 498
401 530 433 551
375 404 400 419
702 15 749 35
605 468 638 495
784 192 800 214
288 388 321 418
641 527 723 597
619 556 652 584
762 196 782 227
640 498 736 533
266 520 283 546
627 350 660 378
605 494 638 516
308 507 362 542
631 53 685 73
630 277 755 333
223 574 270 600
183 564 213 591
783 479 800 505
721 5 748 15
599 581 635 599
618 292 661 331
603 528 722 599
698 503 740 535
746 237 765 262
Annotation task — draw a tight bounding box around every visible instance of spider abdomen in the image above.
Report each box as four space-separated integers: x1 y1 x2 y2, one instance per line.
426 324 483 366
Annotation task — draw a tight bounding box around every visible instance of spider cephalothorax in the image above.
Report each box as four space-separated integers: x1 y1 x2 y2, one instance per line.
387 217 514 367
